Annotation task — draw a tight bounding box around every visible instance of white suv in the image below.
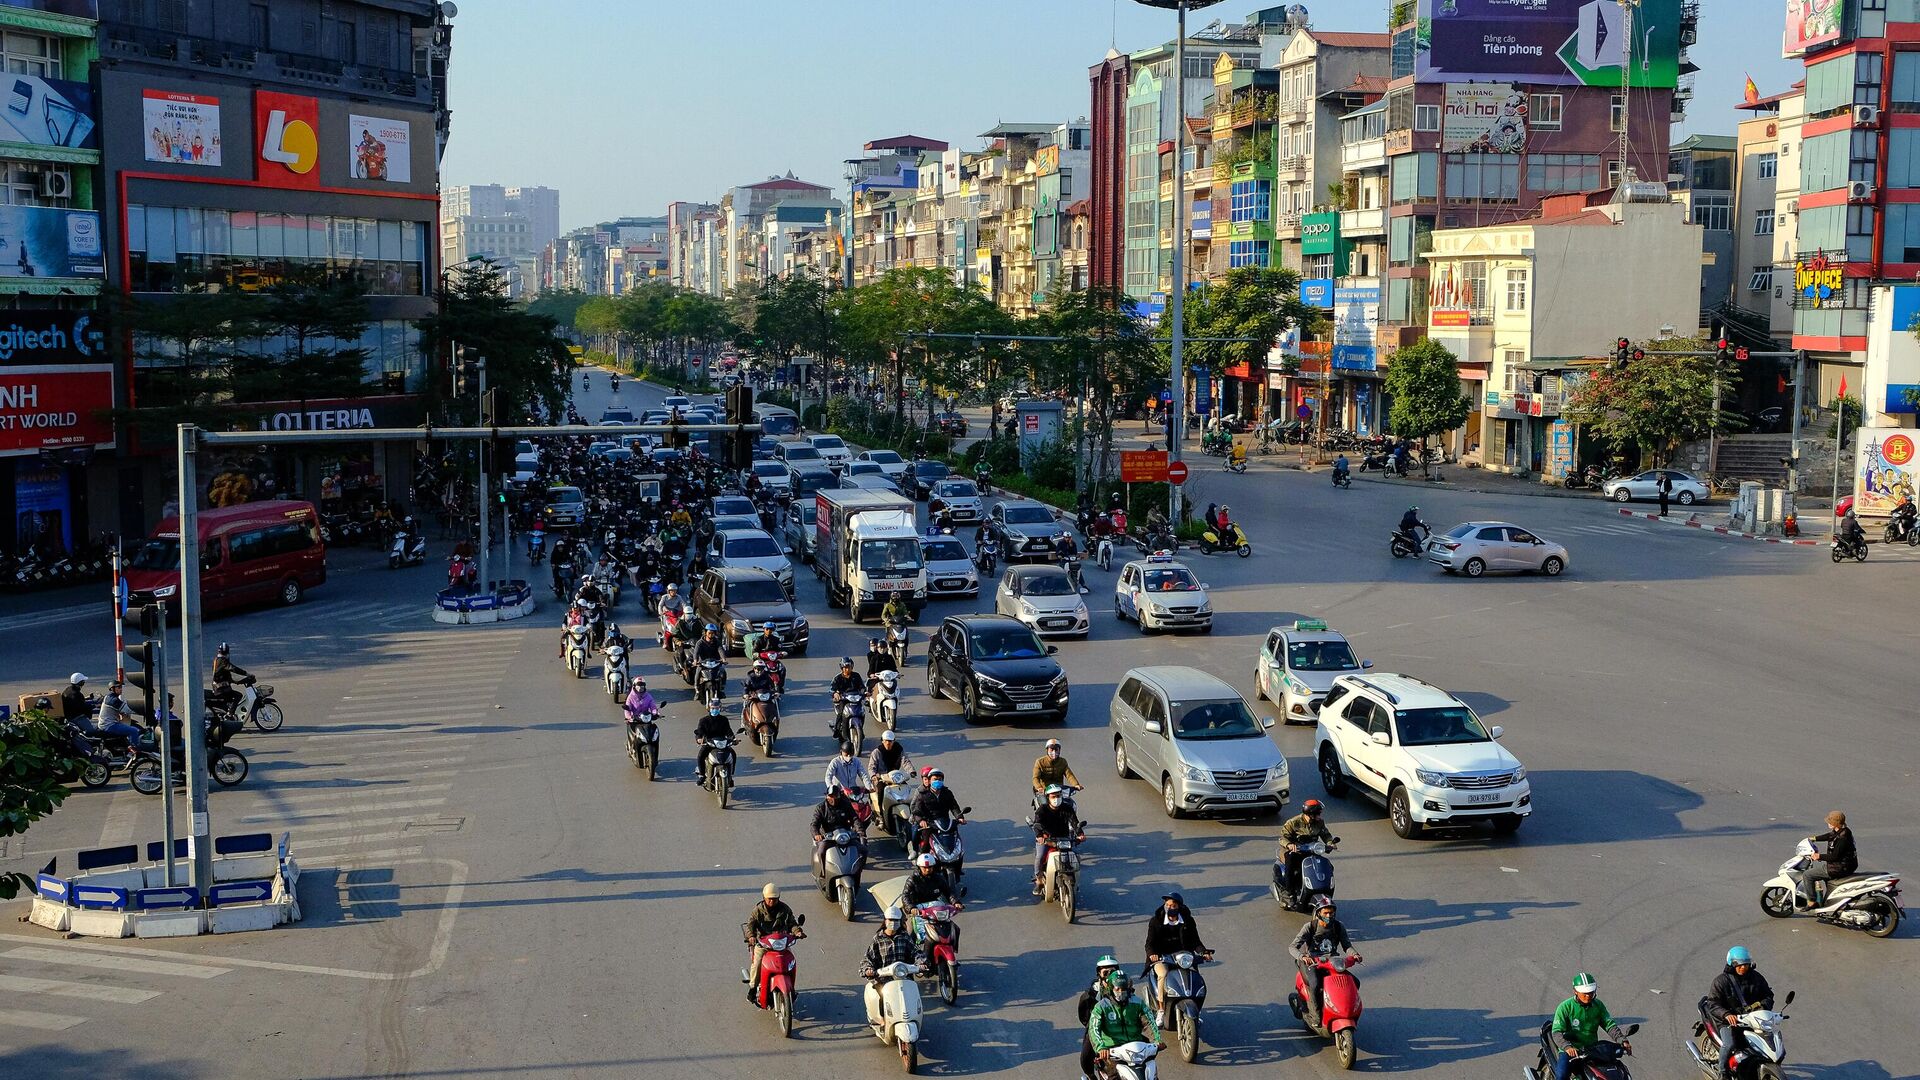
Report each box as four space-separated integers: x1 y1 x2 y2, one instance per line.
1313 673 1530 838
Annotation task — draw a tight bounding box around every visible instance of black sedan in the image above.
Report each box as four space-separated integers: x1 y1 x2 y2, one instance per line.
908 460 951 500
925 614 1068 724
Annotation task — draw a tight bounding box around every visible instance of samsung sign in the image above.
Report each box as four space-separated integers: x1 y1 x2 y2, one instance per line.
0 311 106 366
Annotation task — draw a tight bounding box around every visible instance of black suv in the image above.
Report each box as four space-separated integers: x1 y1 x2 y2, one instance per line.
925 614 1068 724
690 566 810 656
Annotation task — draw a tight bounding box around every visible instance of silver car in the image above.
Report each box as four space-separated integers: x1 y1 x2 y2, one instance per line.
1109 666 1288 818
1602 468 1708 505
994 564 1088 638
930 478 985 523
922 535 979 599
1424 521 1569 578
708 529 795 593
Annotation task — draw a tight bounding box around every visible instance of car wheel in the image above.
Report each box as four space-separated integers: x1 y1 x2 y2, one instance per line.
1318 746 1348 797
1255 672 1267 701
1678 490 1696 506
1161 776 1184 819
1115 738 1135 779
1611 487 1631 503
1463 557 1486 578
926 658 944 700
960 683 979 725
279 579 303 605
1541 556 1565 577
1389 786 1420 838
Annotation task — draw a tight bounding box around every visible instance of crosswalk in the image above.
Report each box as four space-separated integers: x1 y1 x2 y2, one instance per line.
0 946 234 1037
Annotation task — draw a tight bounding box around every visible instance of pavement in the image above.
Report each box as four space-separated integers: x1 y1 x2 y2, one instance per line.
2 372 1915 1079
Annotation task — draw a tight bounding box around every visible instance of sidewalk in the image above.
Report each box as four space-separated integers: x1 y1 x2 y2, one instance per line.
1615 506 1830 546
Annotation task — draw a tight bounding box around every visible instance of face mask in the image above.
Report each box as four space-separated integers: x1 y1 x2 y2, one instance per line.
930 780 943 791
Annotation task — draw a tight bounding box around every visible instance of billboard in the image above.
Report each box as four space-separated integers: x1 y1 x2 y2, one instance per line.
256 90 320 189
1784 0 1844 58
142 89 221 166
0 366 114 458
349 113 412 183
0 75 95 150
1415 0 1682 88
1301 213 1342 256
1854 429 1918 517
1442 83 1529 153
1331 286 1380 371
0 206 101 278
0 310 106 366
1299 278 1335 308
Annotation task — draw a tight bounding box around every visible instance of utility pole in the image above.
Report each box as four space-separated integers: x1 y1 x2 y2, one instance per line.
174 425 212 893
476 355 490 592
1616 0 1640 185
1167 1 1190 524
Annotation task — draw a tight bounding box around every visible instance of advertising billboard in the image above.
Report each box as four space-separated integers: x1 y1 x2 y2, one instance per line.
1784 0 1844 58
0 366 114 458
142 89 221 166
1331 286 1380 371
1299 278 1335 308
1441 83 1528 153
1301 212 1342 256
1854 429 1918 517
1415 0 1682 88
0 206 101 278
0 75 95 150
349 113 412 183
12 458 72 554
0 310 106 366
256 91 320 189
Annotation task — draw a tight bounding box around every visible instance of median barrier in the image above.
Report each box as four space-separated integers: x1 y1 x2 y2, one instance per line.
28 831 302 938
432 579 535 624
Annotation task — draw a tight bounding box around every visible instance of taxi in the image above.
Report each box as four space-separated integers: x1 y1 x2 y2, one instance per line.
1112 554 1212 634
1254 618 1371 723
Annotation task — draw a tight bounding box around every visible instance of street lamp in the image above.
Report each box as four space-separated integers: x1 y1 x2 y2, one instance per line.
1134 0 1227 523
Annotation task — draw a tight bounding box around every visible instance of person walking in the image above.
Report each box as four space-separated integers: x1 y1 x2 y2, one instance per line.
1656 471 1673 517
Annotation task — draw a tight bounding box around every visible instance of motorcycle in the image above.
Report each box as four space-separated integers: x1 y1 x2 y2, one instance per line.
224 677 285 733
1389 526 1429 559
862 959 925 1073
64 727 141 789
1223 453 1248 474
579 598 607 650
1098 1041 1162 1080
869 670 900 731
564 624 591 678
1149 950 1211 1063
1832 532 1871 562
1200 430 1233 456
1358 448 1391 474
658 605 689 653
1037 829 1084 923
624 705 660 780
1289 950 1362 1070
643 575 665 616
920 809 969 898
1885 513 1920 546
913 900 963 1005
604 640 630 698
975 538 1000 577
1524 1022 1639 1080
884 621 910 666
1062 554 1088 594
744 689 780 756
817 827 867 921
1684 992 1794 1080
832 692 867 756
1198 522 1251 558
447 553 477 592
698 729 741 809
877 769 916 846
1331 469 1352 490
754 649 788 696
130 716 248 794
388 528 425 569
694 659 727 705
1273 838 1339 912
1758 838 1901 937
1563 463 1615 491
527 528 546 565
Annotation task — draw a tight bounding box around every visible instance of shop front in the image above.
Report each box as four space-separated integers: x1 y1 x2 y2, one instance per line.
1 310 116 557
209 395 426 521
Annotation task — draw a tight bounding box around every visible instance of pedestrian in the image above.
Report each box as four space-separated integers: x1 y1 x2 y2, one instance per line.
1656 471 1672 517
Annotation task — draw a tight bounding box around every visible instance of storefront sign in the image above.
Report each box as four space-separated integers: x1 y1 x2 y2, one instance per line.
1432 309 1472 328
1416 0 1682 88
1034 145 1059 176
0 311 105 365
349 113 412 183
1119 450 1169 483
142 89 221 166
1301 213 1341 256
256 91 320 188
1442 83 1527 153
235 394 425 433
1784 0 1844 58
0 366 113 457
1331 286 1380 371
1299 278 1335 308
1547 419 1574 480
1793 252 1847 309
0 75 95 150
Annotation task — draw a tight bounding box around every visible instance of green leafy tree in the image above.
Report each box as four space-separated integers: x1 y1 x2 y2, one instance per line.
1028 285 1162 491
524 288 591 331
1561 336 1731 466
1166 266 1315 393
121 290 268 439
839 267 1011 428
1383 338 1471 475
1 709 81 900
416 258 572 422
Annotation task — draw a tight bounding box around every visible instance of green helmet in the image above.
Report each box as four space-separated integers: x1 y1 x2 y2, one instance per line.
1105 971 1134 1001
1572 972 1598 994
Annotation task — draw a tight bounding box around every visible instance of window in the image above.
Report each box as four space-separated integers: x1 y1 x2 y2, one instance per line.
1754 209 1775 236
1748 265 1774 292
128 203 428 296
0 162 69 207
1228 239 1270 267
1757 152 1778 180
1893 51 1920 110
1230 179 1271 223
1528 94 1563 130
1606 158 1623 187
1460 260 1490 318
1443 153 1520 203
1504 267 1528 312
1415 104 1440 132
1610 93 1627 133
1856 51 1884 107
1526 153 1602 194
1 31 60 79
1692 194 1732 231
249 3 271 48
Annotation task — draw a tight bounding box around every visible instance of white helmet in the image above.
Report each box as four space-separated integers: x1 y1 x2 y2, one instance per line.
69 672 87 686
883 904 904 927
915 853 936 869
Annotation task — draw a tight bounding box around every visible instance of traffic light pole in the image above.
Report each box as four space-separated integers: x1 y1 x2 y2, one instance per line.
175 426 212 894
477 359 490 593
152 603 177 887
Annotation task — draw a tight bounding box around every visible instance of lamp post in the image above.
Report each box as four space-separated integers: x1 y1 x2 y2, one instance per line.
1135 0 1226 523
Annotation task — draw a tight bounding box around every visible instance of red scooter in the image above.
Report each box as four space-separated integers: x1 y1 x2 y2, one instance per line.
446 553 477 592
744 916 806 1038
1289 952 1363 1069
912 900 963 1006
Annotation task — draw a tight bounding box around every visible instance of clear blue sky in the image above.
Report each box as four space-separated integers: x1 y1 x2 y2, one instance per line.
441 1 1804 230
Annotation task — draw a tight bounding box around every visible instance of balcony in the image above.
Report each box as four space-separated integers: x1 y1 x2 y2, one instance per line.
1340 207 1385 237
1341 137 1386 174
102 25 428 103
1280 98 1311 122
1275 155 1308 181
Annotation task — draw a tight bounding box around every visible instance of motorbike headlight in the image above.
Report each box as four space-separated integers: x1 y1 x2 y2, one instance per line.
1180 764 1212 784
1414 769 1451 788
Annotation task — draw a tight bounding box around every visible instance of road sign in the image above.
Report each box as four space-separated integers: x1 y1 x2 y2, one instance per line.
1296 404 1312 420
1167 460 1190 484
1024 413 1039 433
1120 450 1169 483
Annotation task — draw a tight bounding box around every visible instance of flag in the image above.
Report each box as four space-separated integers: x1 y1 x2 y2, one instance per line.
1744 75 1760 106
1839 374 1848 399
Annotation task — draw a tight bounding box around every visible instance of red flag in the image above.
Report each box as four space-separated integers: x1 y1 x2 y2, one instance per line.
1744 75 1760 106
1839 374 1848 399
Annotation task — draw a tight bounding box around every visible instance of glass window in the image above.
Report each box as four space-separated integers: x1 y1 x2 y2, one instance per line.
1748 265 1774 291
1526 153 1602 194
1610 93 1626 133
1414 104 1440 132
126 204 146 252
146 205 176 263
1691 195 1731 231
203 209 230 255
177 207 202 253
401 220 424 261
1504 267 1527 311
282 212 308 259
1528 94 1562 130
231 210 258 257
2 30 60 79
1756 152 1777 180
258 211 284 257
1754 209 1775 236
1444 154 1520 203
1894 52 1920 108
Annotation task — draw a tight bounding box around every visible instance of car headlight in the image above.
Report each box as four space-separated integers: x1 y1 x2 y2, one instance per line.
1074 604 1089 620
731 618 751 633
793 615 808 628
1414 769 1452 788
152 584 178 598
1198 600 1213 613
1267 762 1290 782
1019 601 1037 616
975 672 1008 689
1510 766 1525 783
1180 764 1212 784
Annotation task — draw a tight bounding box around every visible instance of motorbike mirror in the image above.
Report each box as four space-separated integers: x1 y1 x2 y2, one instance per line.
1622 1023 1639 1036
796 913 806 926
1782 990 1794 1006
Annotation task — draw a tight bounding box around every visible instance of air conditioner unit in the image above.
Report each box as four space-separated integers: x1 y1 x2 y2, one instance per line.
1849 180 1876 202
1853 104 1881 127
36 171 69 199
1786 198 1799 214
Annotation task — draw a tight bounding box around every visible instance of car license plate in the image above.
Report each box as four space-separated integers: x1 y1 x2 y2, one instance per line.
1222 792 1257 802
939 579 963 589
1015 702 1043 711
1463 793 1501 805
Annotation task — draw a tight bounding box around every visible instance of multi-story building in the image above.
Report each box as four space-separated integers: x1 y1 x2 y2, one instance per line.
1668 133 1736 321
1730 86 1795 338
1268 29 1389 271
1031 121 1092 304
505 184 558 251
848 135 946 286
441 212 531 272
441 182 556 288
443 182 505 219
722 174 831 291
666 200 717 288
1206 55 1276 278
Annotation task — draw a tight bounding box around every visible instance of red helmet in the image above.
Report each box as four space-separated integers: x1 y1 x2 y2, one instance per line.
1303 799 1324 815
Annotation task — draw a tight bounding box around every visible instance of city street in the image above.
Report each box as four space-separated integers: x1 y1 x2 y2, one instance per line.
3 377 1915 1079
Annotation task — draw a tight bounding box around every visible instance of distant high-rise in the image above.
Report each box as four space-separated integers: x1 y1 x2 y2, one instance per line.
505 186 560 251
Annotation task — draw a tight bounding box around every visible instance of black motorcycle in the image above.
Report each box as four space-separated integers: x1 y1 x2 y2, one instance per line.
1881 513 1920 546
1330 469 1352 490
1389 525 1429 559
1832 532 1870 563
1524 1022 1639 1080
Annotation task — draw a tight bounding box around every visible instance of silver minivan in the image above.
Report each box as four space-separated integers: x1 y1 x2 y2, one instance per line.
1109 666 1290 818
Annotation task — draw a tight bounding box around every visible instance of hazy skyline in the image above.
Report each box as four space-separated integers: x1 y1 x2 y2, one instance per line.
440 1 1804 230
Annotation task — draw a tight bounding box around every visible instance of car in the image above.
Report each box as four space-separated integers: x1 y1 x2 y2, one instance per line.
718 373 741 388
857 449 909 481
933 412 968 437
907 460 950 500
542 485 586 528
647 446 686 468
990 500 1072 563
662 395 691 412
1255 619 1371 724
994 564 1089 638
1313 672 1530 837
925 614 1068 724
711 495 758 519
781 499 818 561
599 405 637 424
1602 468 1708 506
929 478 984 522
620 434 655 454
587 440 620 458
509 452 540 489
746 459 791 493
921 534 979 598
805 434 853 469
690 566 809 656
601 446 635 465
1424 521 1569 578
640 410 670 426
756 406 800 437
777 441 827 468
1113 555 1213 634
787 464 838 501
753 437 779 461
844 460 887 481
842 473 902 495
1109 666 1289 818
708 528 795 593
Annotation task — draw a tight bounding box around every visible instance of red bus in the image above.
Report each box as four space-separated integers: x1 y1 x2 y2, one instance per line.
124 501 328 615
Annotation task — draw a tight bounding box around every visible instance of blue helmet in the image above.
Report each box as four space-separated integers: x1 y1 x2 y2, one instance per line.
1726 946 1752 966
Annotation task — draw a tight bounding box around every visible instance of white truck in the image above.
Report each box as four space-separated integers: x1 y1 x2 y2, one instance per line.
814 488 927 622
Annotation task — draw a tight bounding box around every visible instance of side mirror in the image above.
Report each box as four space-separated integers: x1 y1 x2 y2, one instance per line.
1361 659 1374 669
1369 731 1390 746
1782 990 1795 1006
1488 725 1504 739
1262 716 1277 729
1144 720 1163 734
1046 645 1059 655
796 913 807 926
961 806 973 815
1622 1023 1640 1037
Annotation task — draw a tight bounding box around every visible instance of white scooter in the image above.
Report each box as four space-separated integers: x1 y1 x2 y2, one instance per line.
604 641 630 698
1684 991 1794 1080
564 624 590 679
869 670 900 731
1101 1040 1162 1080
864 958 924 1072
1759 839 1902 937
388 528 425 569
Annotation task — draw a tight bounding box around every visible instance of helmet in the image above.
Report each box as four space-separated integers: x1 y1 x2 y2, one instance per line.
1726 946 1752 967
915 853 936 869
840 657 855 668
1105 972 1134 1001
1045 738 1061 750
216 642 231 656
633 677 646 689
1303 799 1323 816
839 741 855 756
883 905 904 927
68 672 87 686
1409 505 1419 513
880 730 895 744
1095 954 1121 972
707 701 723 715
870 637 884 648
665 583 678 592
1315 898 1338 917
751 658 766 670
703 623 718 633
1572 973 1598 994
608 624 621 636
925 767 944 780
762 882 780 900
1045 784 1065 798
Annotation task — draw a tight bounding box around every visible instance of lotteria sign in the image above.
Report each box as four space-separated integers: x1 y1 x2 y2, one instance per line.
0 367 114 457
1301 212 1341 256
240 394 425 433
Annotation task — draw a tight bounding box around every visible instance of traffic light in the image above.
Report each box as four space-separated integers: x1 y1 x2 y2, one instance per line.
1733 345 1750 362
1630 348 1646 364
481 387 500 427
124 640 158 720
725 383 756 469
1614 338 1631 366
453 347 481 395
1715 338 1733 366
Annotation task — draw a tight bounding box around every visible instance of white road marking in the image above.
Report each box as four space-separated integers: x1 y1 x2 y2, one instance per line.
295 830 419 849
3 947 228 979
257 783 452 804
0 974 161 1004
277 815 439 835
0 1008 88 1031
235 797 448 821
95 789 141 848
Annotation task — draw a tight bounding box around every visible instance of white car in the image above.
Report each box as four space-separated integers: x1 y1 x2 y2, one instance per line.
1602 468 1708 505
1255 619 1371 724
661 395 691 412
921 535 979 598
806 434 852 469
857 449 910 481
747 459 791 493
1313 672 1530 838
1113 555 1212 634
509 452 540 489
929 478 985 523
1425 521 1569 578
708 529 795 594
994 564 1088 638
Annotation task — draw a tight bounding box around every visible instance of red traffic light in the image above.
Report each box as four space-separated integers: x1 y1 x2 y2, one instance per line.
1717 339 1730 350
1616 338 1630 350
1631 349 1646 362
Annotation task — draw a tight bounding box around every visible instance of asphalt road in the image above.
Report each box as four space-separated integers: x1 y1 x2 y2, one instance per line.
2 372 1915 1080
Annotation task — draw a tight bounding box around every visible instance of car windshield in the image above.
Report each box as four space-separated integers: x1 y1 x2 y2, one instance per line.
859 538 923 573
549 489 583 504
1287 640 1359 672
848 462 880 475
760 414 798 435
713 517 759 533
937 480 978 497
812 436 845 449
1141 568 1198 591
1019 571 1074 596
867 451 902 464
913 462 950 480
752 462 785 476
729 579 788 605
1172 699 1263 740
923 538 966 562
968 625 1046 660
1395 706 1491 746
783 446 822 461
713 498 755 516
1003 506 1054 525
128 537 178 571
725 535 781 558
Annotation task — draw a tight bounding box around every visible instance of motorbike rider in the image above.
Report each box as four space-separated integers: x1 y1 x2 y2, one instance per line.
866 636 898 678
810 784 864 877
1030 784 1084 896
743 658 778 699
1031 738 1082 802
622 678 658 721
824 742 868 801
693 623 726 667
693 700 733 785
1088 971 1160 1071
744 882 798 1001
1332 453 1351 482
1549 973 1630 1080
59 672 91 723
909 767 963 850
208 643 252 715
1143 891 1211 1012
1289 898 1357 1022
1397 505 1428 548
1700 946 1775 1080
557 604 588 659
658 582 687 632
1213 505 1235 539
1892 494 1918 539
1277 799 1334 897
604 622 631 655
830 657 867 715
1838 509 1866 552
880 593 910 633
1077 956 1127 1079
1790 810 1856 905
755 620 786 657
866 730 911 818
900 851 961 909
861 905 921 1016
90 679 145 744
